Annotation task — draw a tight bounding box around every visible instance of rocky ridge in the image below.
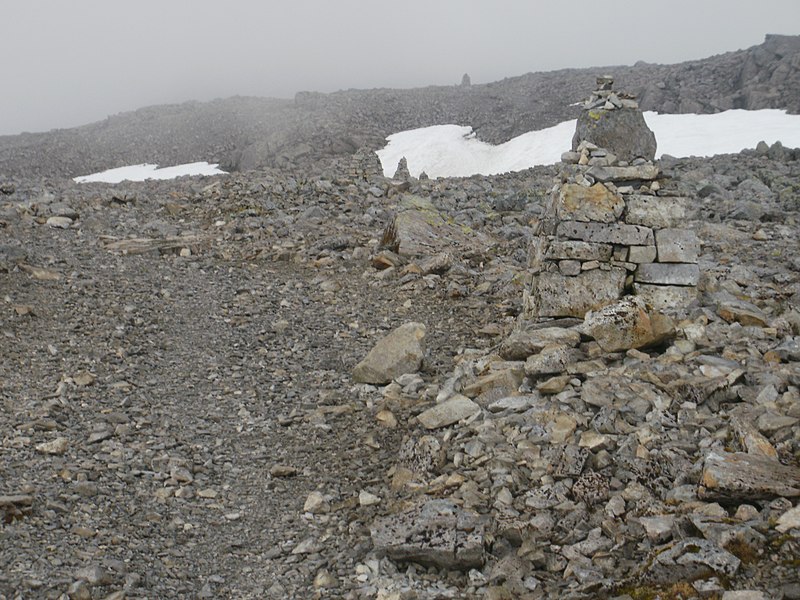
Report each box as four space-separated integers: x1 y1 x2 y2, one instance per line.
1 35 800 179
1 127 800 598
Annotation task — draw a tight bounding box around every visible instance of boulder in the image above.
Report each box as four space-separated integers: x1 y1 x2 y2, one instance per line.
417 395 481 429
382 195 492 257
352 322 426 384
573 106 657 162
579 296 675 352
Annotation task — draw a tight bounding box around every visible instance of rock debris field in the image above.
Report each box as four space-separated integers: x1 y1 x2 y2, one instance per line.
2 143 800 599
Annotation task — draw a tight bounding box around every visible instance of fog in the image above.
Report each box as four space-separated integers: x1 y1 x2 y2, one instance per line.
2 0 798 135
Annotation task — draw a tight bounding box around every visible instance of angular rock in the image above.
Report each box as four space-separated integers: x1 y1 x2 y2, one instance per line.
579 296 675 352
499 327 581 360
645 538 740 585
717 299 768 327
699 451 800 502
586 164 660 183
353 322 426 384
633 283 698 311
556 221 654 246
525 345 580 377
628 245 657 264
382 195 492 257
635 263 699 286
624 195 687 229
554 183 624 223
417 395 480 429
572 107 657 162
775 504 800 533
655 229 700 263
528 268 627 318
370 500 486 570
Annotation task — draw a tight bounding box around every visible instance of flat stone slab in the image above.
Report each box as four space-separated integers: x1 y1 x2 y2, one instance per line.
628 245 657 264
635 263 699 286
417 395 480 429
499 327 581 360
557 221 654 246
699 451 800 502
586 164 660 182
554 183 624 223
371 500 486 570
544 240 613 261
656 228 699 263
528 268 626 318
624 195 687 229
634 283 698 311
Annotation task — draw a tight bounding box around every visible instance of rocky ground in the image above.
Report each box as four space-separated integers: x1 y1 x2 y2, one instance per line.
1 143 800 599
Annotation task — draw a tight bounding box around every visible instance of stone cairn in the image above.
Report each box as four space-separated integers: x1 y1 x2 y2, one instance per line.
349 147 385 181
524 76 700 320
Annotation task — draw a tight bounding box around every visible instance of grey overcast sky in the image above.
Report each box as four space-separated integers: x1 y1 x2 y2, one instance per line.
1 0 798 135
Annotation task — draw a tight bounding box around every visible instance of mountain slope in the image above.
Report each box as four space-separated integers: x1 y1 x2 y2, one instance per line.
1 34 798 179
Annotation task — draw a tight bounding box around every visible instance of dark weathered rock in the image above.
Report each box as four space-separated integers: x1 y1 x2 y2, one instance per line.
370 500 486 570
572 107 657 162
699 451 800 502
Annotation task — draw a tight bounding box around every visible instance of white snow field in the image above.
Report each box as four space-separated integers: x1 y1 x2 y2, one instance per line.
74 161 226 183
378 109 800 179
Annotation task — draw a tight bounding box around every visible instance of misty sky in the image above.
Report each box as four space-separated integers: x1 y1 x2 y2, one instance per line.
2 0 799 135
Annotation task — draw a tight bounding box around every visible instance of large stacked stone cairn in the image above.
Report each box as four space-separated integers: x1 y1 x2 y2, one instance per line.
524 76 699 319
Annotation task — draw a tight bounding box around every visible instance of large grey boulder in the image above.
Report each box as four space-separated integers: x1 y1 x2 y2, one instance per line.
352 322 426 384
572 107 657 162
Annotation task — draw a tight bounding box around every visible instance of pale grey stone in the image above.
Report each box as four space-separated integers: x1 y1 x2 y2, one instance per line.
628 245 658 263
370 500 486 570
579 296 675 352
635 263 700 285
586 164 660 182
624 195 687 229
499 327 581 360
646 538 740 585
634 283 698 310
544 240 614 261
559 260 581 276
417 395 480 429
639 515 675 544
699 451 800 502
524 345 579 376
656 229 700 263
557 221 654 245
528 268 626 318
352 322 426 384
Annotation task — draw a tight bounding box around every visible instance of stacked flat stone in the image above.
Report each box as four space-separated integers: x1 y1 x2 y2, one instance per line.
524 77 699 319
349 147 385 181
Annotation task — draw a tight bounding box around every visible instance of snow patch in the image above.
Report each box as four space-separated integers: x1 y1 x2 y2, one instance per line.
74 162 226 184
378 109 800 179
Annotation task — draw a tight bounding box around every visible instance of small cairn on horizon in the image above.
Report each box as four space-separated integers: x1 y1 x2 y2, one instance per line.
523 76 700 321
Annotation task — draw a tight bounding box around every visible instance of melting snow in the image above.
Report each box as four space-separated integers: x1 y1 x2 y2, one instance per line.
74 162 226 184
377 109 800 179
